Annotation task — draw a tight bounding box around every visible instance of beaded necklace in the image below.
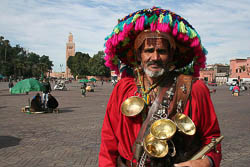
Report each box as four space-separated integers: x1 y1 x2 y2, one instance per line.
135 68 165 105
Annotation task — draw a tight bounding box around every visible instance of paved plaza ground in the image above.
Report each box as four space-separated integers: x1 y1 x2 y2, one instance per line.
0 81 250 167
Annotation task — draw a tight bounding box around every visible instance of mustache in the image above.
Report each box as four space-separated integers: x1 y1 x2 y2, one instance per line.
146 60 164 67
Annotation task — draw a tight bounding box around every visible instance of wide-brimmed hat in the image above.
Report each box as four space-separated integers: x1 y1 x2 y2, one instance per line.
104 7 207 77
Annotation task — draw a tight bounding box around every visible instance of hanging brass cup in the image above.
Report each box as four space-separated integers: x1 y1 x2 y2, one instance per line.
121 96 145 116
150 119 177 140
143 133 169 158
173 112 196 136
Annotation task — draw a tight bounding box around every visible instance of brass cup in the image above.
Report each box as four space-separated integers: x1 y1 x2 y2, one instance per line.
143 133 169 158
173 112 196 136
150 119 177 140
121 96 145 116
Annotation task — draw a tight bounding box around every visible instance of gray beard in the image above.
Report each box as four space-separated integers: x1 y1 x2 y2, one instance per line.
144 67 165 78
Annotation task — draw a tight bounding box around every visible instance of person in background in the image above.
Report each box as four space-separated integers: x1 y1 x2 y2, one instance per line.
30 93 43 112
81 82 87 97
8 80 14 93
232 84 240 95
42 78 52 109
46 93 59 112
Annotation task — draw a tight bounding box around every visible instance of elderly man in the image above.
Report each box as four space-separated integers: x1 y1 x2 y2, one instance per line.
99 7 222 167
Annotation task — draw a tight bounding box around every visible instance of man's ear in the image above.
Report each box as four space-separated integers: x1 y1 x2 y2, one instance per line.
135 50 141 64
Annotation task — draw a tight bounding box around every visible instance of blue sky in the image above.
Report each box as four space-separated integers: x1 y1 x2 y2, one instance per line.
1 0 250 72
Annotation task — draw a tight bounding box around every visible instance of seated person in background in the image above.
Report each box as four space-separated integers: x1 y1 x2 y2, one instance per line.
46 94 59 112
232 84 240 95
30 93 43 112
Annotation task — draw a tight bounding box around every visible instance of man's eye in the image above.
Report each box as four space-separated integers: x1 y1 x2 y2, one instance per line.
144 48 154 53
157 49 167 54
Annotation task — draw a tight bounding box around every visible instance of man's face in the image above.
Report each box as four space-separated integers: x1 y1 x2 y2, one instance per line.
140 38 173 78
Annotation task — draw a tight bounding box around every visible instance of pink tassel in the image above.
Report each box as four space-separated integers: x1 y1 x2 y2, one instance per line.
105 40 112 49
111 34 119 46
126 23 134 34
104 55 109 61
172 23 178 36
104 60 112 68
135 16 145 31
139 16 145 31
177 33 185 41
197 54 206 64
118 30 125 41
157 23 162 31
190 37 200 47
193 65 200 77
183 34 189 42
161 23 171 33
150 22 157 32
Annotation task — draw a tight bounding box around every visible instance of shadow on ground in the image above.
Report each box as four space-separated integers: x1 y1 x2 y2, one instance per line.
58 107 80 113
0 136 21 149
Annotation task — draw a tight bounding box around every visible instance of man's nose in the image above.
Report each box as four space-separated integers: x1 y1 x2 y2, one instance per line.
151 50 160 61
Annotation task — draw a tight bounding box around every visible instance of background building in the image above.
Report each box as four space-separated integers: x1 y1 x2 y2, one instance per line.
66 32 75 79
199 64 229 83
230 58 250 80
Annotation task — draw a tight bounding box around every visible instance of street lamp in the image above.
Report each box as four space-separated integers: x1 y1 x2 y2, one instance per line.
60 64 63 78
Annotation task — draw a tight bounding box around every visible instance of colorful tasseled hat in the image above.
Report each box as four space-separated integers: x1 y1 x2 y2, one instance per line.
104 7 207 77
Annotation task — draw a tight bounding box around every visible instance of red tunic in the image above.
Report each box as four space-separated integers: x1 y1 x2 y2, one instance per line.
99 77 222 167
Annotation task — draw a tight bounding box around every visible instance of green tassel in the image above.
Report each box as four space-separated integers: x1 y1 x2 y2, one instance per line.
148 14 158 24
168 14 173 26
118 21 125 31
112 56 119 65
186 26 191 37
125 17 133 25
122 37 130 46
144 14 149 25
202 47 208 55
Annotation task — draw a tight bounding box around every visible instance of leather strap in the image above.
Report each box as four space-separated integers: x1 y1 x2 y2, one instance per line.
169 74 193 118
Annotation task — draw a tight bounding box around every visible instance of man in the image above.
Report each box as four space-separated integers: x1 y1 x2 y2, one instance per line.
232 84 240 96
46 93 59 112
42 78 52 109
8 80 14 93
99 7 221 167
30 93 43 112
81 82 87 97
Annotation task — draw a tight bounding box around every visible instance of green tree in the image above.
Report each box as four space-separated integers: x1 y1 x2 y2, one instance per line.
67 52 90 78
0 36 54 79
88 51 110 77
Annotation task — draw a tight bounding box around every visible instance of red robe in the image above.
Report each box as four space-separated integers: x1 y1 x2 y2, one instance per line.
99 77 222 167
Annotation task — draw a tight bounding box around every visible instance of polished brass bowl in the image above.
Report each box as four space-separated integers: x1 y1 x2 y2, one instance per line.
143 133 168 158
150 119 177 140
173 112 196 136
121 96 145 116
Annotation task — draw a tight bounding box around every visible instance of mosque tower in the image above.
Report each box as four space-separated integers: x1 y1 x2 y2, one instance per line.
66 32 75 78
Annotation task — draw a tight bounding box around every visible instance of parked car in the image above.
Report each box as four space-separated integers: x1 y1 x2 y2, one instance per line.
226 78 238 86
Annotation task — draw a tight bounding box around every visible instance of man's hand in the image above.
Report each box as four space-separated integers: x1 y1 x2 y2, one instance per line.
174 157 211 167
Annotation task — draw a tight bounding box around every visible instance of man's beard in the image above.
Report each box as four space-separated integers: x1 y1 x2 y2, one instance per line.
143 61 165 78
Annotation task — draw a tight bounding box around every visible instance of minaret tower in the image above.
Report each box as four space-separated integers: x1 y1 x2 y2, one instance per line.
66 32 75 78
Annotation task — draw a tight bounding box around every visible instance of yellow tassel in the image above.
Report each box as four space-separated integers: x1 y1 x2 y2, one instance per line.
168 14 173 26
132 14 140 22
189 28 197 38
179 21 187 34
159 14 164 23
114 28 119 34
